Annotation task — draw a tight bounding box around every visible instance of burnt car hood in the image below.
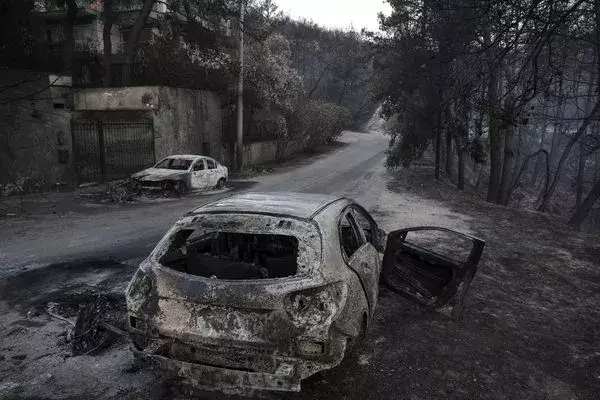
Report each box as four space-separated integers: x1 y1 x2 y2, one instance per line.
132 168 188 182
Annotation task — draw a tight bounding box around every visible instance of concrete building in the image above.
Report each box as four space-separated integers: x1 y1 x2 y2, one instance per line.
0 72 309 193
71 86 227 185
32 0 167 85
0 69 73 193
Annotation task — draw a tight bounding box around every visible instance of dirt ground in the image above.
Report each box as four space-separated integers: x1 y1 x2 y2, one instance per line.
1 135 599 399
368 162 600 400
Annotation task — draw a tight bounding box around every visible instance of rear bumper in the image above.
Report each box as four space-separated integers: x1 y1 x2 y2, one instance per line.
129 326 349 392
132 342 301 392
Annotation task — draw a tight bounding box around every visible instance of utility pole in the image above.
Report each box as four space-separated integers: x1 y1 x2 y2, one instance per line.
236 0 245 171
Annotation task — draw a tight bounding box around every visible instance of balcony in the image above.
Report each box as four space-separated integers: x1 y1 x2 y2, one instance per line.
114 2 167 13
34 0 103 19
115 1 167 26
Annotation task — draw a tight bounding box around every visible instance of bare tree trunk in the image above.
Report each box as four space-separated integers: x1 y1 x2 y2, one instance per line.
63 0 78 76
337 78 348 105
102 0 115 87
531 122 547 186
122 0 156 85
576 71 594 207
486 66 502 202
549 76 565 173
596 151 600 182
475 163 484 189
538 102 600 211
434 110 442 180
511 125 530 191
576 138 587 207
445 128 452 178
568 178 600 228
499 125 516 205
511 125 524 186
483 23 503 203
307 64 329 99
539 0 600 211
509 149 549 204
456 136 466 190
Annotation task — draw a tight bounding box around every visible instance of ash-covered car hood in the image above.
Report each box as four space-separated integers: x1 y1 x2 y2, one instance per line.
131 168 189 181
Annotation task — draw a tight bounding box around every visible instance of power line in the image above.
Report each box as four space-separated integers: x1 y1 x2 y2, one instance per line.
0 75 62 105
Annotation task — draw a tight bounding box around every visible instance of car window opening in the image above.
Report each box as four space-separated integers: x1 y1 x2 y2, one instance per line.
340 214 362 258
160 229 299 279
155 158 193 170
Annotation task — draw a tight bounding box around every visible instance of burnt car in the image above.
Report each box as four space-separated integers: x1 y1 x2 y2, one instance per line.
126 193 484 392
131 155 228 192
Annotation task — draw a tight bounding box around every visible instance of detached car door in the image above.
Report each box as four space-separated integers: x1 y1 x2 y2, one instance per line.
381 227 485 319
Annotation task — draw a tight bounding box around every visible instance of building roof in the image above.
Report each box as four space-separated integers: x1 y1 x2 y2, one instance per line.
193 192 344 219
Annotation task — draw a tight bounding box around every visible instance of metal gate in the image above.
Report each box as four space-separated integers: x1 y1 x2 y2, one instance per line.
72 120 155 184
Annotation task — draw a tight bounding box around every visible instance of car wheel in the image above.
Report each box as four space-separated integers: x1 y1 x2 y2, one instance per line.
176 180 189 194
166 180 187 195
215 178 226 189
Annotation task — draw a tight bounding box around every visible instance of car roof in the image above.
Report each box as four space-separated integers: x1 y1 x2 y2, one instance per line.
164 154 209 161
192 192 345 219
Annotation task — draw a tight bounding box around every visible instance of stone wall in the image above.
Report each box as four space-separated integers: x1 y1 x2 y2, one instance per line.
242 139 306 167
73 86 226 164
0 75 308 190
154 87 226 164
0 68 73 191
243 141 277 166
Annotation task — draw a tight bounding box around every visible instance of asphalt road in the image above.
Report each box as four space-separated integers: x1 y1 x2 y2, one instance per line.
0 130 395 400
0 131 388 276
2 130 598 400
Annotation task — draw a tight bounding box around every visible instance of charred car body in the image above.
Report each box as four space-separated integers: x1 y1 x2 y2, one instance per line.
131 155 228 193
126 193 484 392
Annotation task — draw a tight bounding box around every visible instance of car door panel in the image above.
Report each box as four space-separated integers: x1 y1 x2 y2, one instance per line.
191 160 209 189
382 227 485 319
347 246 380 315
350 206 386 252
340 210 380 315
205 158 218 187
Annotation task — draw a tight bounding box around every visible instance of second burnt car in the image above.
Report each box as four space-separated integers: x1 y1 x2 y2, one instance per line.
126 193 485 392
131 155 228 192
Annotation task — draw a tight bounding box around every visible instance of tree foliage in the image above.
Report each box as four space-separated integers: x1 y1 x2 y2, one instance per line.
244 33 304 114
372 0 600 226
279 20 377 129
289 100 351 151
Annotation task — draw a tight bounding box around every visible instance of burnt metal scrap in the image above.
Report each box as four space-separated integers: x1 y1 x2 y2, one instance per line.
125 192 485 393
46 294 130 356
71 297 111 355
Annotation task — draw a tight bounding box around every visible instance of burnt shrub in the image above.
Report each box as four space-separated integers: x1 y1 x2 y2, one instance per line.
289 100 351 152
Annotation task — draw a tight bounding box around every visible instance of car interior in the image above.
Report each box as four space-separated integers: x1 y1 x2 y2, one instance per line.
160 229 299 280
386 245 456 299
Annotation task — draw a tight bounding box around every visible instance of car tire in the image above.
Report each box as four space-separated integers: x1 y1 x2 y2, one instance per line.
167 180 187 195
215 178 226 189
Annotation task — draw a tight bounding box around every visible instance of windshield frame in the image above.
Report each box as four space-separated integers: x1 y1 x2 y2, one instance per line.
153 157 194 171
